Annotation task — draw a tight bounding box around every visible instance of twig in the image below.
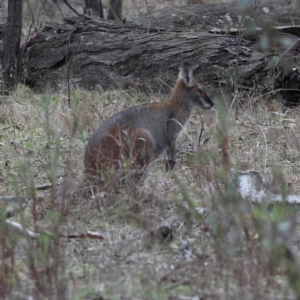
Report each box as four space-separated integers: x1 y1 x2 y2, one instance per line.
5 220 40 239
41 0 55 22
65 231 105 240
197 127 205 144
277 37 300 65
54 0 64 18
36 183 52 191
233 11 246 120
61 0 83 17
260 127 268 175
156 77 173 90
144 0 160 33
229 89 238 112
202 134 212 146
0 196 28 204
66 33 82 107
5 219 105 240
19 0 45 87
253 88 300 101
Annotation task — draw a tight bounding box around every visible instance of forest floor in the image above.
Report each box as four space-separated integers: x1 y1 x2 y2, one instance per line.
1 85 300 299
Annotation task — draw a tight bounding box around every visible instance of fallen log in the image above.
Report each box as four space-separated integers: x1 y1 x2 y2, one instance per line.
19 9 300 104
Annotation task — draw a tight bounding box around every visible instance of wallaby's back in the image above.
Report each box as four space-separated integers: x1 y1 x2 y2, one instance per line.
84 62 214 184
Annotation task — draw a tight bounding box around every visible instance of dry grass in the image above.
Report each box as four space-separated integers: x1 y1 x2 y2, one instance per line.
1 84 300 299
1 0 300 299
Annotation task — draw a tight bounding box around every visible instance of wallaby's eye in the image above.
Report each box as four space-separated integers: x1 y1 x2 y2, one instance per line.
197 88 203 94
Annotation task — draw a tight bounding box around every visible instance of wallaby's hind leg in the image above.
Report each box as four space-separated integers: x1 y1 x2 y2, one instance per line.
84 133 123 186
121 127 154 181
131 128 154 169
86 126 154 185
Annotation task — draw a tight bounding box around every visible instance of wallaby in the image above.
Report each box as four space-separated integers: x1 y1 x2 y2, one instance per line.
84 62 214 185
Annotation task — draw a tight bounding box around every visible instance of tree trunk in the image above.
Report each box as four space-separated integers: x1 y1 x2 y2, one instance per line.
107 0 122 21
2 0 22 93
83 0 103 18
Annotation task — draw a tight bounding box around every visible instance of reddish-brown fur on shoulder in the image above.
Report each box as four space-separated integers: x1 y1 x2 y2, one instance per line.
85 126 154 183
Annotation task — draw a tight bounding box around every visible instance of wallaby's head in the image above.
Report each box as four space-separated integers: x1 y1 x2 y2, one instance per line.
178 62 214 110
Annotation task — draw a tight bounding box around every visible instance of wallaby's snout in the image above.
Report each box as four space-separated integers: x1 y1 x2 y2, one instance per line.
178 62 214 110
84 61 214 186
194 85 214 110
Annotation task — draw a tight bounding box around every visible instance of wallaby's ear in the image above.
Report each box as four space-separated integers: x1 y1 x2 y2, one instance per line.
179 62 194 87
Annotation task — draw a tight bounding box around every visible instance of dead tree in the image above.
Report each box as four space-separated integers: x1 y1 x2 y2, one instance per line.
107 0 122 21
2 0 22 93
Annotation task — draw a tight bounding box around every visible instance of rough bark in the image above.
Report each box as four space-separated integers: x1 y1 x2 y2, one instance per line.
127 0 300 32
2 0 22 92
19 16 250 93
